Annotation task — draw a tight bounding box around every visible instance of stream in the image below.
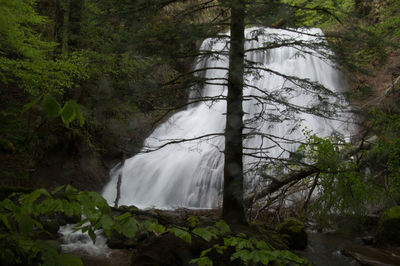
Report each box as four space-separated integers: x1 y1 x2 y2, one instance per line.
297 233 400 266
58 222 400 266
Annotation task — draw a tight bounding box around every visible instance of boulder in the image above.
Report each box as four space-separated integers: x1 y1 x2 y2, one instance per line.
131 232 209 266
106 231 150 249
277 218 308 250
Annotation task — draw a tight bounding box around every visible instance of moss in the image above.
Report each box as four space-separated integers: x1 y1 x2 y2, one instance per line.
377 206 400 245
277 218 308 250
383 206 400 220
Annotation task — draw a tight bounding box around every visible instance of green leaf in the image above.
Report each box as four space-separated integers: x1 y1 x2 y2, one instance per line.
224 236 239 247
215 220 230 234
57 254 83 266
170 227 192 244
213 244 226 255
71 201 82 217
74 103 85 126
231 249 251 263
250 250 273 264
32 219 44 230
187 216 200 227
190 256 213 266
60 100 76 127
121 217 138 238
236 238 253 249
254 239 272 250
42 248 58 266
88 192 110 214
193 227 215 242
1 214 12 230
51 185 65 195
39 199 61 215
88 228 96 243
41 95 61 120
26 189 51 204
115 212 131 221
274 250 310 264
147 221 166 234
2 199 20 216
85 209 102 224
61 200 74 217
22 96 41 113
99 215 113 230
81 225 89 233
65 185 78 198
18 215 34 236
200 248 212 257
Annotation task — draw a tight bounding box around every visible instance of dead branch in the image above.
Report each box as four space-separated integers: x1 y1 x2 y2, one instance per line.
244 166 317 207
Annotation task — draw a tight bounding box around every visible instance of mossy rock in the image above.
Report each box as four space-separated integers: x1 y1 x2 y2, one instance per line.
377 206 400 245
249 223 288 250
277 218 308 250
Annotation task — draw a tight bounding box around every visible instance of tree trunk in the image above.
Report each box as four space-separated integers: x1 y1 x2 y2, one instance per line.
54 0 65 53
68 0 84 49
222 0 247 226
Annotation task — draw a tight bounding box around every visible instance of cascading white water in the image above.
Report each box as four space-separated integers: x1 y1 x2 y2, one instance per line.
102 27 351 209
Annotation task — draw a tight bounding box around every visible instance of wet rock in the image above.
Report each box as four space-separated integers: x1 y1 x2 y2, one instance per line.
377 206 400 245
66 248 133 266
44 240 62 253
106 227 153 249
57 213 81 226
107 232 140 249
335 215 368 237
341 245 400 266
131 232 198 266
277 218 308 250
362 236 377 246
33 217 62 240
41 218 61 238
364 214 380 231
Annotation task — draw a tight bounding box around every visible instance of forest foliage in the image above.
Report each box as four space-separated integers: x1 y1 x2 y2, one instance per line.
0 185 311 265
0 0 400 264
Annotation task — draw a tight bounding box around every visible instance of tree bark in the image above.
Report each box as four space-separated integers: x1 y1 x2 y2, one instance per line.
222 0 247 226
54 0 65 53
68 0 84 49
114 152 126 208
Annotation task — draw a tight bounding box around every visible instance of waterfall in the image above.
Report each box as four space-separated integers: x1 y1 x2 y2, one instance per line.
102 27 351 209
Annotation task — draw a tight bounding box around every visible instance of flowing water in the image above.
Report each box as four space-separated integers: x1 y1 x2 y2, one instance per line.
102 27 352 209
59 224 110 256
59 224 132 265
